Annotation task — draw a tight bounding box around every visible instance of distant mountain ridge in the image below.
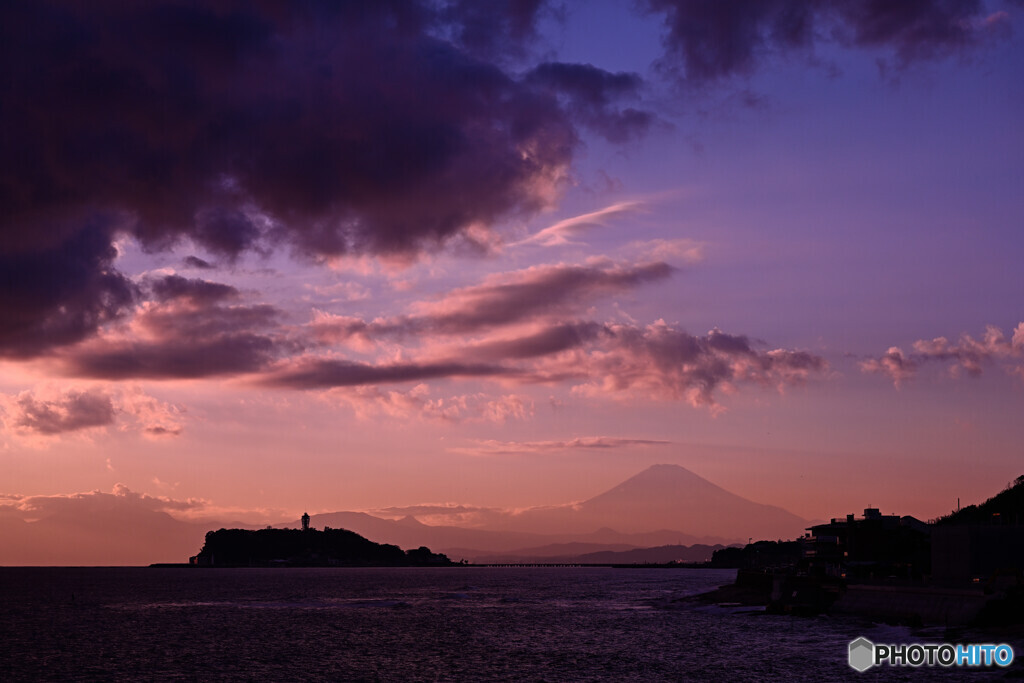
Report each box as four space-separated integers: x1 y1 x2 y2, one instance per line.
470 543 730 565
0 464 809 565
296 464 809 559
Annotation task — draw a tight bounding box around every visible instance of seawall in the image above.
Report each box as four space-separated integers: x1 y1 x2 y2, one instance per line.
831 584 991 626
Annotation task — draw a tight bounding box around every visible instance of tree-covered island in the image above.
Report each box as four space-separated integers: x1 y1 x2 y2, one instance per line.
190 526 455 567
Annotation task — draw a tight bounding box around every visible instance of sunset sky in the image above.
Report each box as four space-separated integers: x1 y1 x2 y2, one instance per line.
2 0 1023 539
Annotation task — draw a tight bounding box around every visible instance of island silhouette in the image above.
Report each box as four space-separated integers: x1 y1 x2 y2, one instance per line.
190 520 455 567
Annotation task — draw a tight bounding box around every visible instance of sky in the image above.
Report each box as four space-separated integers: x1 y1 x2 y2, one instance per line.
2 0 1023 541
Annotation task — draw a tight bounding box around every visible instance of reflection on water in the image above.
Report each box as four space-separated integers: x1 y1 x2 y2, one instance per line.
0 567 1019 681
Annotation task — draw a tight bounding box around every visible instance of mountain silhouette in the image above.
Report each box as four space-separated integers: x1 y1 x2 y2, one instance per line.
478 464 807 542
296 465 808 557
576 464 806 539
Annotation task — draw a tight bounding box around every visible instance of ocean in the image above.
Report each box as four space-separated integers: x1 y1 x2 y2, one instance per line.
1 567 1020 681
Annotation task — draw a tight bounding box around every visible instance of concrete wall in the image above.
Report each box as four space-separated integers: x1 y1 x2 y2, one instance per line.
932 524 1024 583
832 584 991 626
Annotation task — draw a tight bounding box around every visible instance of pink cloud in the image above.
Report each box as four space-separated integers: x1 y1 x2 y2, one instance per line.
563 322 826 408
303 258 674 349
327 385 534 423
512 200 645 247
0 385 184 440
859 346 918 387
5 484 205 521
864 323 1024 384
8 388 115 435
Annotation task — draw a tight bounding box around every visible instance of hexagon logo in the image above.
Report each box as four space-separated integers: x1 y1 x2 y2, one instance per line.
848 637 875 672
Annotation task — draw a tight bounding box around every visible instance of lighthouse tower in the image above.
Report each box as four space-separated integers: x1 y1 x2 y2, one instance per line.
301 511 310 531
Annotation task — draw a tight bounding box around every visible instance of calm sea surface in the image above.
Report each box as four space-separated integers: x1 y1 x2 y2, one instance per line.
1 567 1021 681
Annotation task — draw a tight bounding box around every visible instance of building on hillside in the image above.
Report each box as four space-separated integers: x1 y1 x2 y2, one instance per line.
802 508 930 581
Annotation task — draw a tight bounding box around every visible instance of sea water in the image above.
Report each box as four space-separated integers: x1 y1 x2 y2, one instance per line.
1 567 1020 681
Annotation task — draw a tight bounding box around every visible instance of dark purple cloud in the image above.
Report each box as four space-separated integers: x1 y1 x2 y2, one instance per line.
464 322 607 360
12 389 116 435
442 0 549 60
0 220 136 358
263 359 512 390
68 335 278 380
182 256 215 270
645 0 1005 83
63 284 287 380
149 275 238 305
0 0 600 358
646 0 815 83
1 0 576 259
830 0 998 61
526 62 656 143
137 303 280 345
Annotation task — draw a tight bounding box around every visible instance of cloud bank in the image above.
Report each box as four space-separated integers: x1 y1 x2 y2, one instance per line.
3 0 1008 364
0 0 658 360
275 260 828 409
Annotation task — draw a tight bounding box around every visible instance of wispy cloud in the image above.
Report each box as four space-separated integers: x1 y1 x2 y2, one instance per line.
366 502 517 528
454 436 673 455
327 384 534 423
513 201 646 247
308 259 674 343
627 238 704 264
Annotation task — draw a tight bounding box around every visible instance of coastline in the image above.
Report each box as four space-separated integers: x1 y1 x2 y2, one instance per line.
690 569 1024 629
